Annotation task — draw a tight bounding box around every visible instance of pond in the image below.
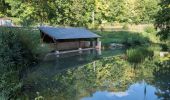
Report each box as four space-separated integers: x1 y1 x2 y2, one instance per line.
82 81 160 100
21 47 170 100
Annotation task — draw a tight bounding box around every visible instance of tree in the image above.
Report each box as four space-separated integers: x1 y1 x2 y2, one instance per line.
108 0 126 23
155 0 170 40
1 0 161 26
0 27 37 99
0 0 10 17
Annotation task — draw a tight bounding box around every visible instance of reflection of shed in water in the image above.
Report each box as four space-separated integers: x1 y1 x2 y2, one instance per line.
39 26 101 51
39 49 101 75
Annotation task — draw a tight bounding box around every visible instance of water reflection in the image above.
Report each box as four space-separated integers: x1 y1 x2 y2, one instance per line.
152 60 170 99
22 47 170 100
82 81 159 100
34 48 125 72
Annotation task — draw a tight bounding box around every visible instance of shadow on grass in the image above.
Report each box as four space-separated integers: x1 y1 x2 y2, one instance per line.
93 30 150 46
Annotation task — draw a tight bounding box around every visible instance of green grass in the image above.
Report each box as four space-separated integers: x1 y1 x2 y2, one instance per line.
93 30 151 46
126 47 154 64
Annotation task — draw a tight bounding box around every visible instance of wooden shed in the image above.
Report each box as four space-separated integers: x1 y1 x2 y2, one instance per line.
39 26 101 51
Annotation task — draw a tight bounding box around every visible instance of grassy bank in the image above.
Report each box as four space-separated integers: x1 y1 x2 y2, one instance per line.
93 27 159 47
91 24 160 47
94 31 149 46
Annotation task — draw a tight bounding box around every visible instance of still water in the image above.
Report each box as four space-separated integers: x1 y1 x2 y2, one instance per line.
23 48 170 100
82 81 159 100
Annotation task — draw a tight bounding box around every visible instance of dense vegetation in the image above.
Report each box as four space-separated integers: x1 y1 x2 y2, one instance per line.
95 31 152 46
0 27 52 99
0 0 169 99
0 0 159 26
0 26 169 99
155 0 170 40
0 27 38 99
126 47 154 64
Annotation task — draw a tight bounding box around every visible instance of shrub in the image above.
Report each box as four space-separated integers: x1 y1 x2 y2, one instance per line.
160 44 168 51
123 34 149 46
122 24 129 30
126 47 154 64
0 27 38 99
144 26 156 33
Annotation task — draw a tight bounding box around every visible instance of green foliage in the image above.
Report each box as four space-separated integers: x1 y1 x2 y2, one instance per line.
142 25 159 43
124 34 149 46
95 31 149 46
155 0 170 40
0 0 10 17
144 26 156 33
160 44 169 51
126 47 154 64
136 0 160 23
0 27 38 99
2 0 94 26
1 0 160 26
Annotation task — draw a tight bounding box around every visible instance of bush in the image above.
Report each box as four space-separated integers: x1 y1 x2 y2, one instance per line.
126 47 154 64
0 27 38 99
144 26 156 33
123 33 149 46
160 44 169 51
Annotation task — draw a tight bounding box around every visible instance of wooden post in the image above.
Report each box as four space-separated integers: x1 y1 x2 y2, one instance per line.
52 38 58 50
40 32 45 47
92 39 96 48
97 48 101 55
96 38 101 49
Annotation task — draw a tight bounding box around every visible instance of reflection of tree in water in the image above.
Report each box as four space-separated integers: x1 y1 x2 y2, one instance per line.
25 56 139 99
153 60 170 99
22 55 169 100
52 57 131 99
